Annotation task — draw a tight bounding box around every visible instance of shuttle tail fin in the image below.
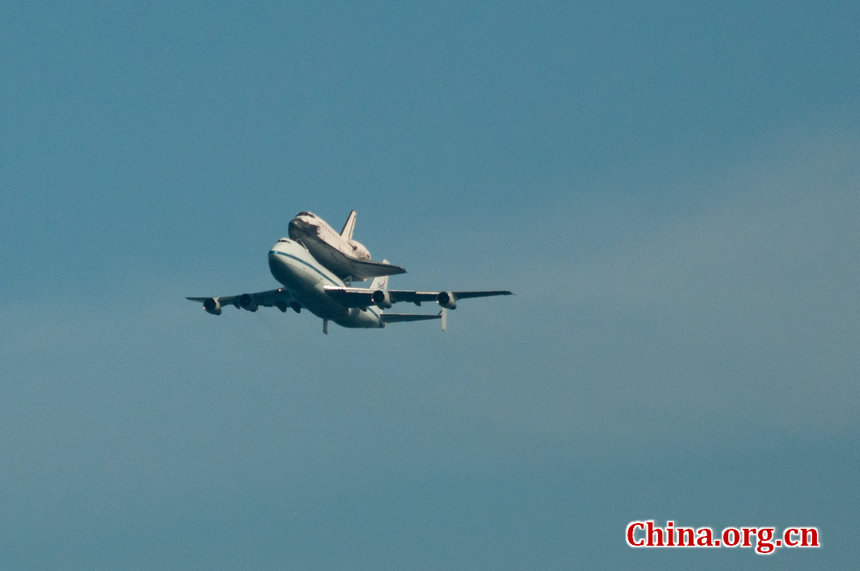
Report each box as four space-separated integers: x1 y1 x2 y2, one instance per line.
340 210 357 240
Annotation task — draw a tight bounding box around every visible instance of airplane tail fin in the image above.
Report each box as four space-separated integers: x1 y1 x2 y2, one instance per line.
366 270 446 331
368 263 390 292
340 210 357 240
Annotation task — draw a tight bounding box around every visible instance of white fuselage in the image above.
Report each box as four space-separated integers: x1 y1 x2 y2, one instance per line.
267 238 382 328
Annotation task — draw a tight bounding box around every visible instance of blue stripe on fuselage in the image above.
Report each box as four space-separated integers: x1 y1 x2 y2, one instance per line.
269 249 341 287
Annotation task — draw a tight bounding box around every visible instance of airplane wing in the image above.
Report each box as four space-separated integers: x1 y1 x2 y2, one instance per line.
324 286 512 308
186 288 298 315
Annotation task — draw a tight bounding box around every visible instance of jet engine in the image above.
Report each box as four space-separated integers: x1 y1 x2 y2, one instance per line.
238 293 258 312
436 291 457 309
203 297 222 315
371 289 392 309
347 239 371 260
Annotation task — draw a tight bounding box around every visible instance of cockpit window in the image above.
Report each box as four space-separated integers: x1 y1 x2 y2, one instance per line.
296 211 316 218
277 238 289 243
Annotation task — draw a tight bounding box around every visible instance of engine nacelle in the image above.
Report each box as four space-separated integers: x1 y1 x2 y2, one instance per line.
347 239 371 261
203 297 222 315
436 291 457 309
371 289 392 309
238 293 258 312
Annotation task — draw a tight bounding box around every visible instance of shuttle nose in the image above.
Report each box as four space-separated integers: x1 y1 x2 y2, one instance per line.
288 218 306 240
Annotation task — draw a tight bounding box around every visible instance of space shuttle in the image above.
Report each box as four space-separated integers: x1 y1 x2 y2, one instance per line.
288 210 406 281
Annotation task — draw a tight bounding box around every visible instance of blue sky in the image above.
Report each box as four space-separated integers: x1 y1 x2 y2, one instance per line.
1 1 857 568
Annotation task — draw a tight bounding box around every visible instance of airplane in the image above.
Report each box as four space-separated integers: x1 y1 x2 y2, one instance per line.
288 210 406 282
187 236 512 334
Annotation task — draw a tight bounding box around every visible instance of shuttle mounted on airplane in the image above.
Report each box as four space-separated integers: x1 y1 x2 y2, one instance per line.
288 210 405 281
187 211 511 334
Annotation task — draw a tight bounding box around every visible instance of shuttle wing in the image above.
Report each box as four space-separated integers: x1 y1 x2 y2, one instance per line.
313 246 407 281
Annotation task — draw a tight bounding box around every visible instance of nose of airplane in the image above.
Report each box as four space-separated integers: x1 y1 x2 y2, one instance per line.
268 245 286 276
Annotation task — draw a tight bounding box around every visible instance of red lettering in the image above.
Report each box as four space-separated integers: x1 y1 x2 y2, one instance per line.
756 528 775 554
626 522 645 547
647 520 664 547
795 527 819 547
626 522 819 552
696 527 714 547
722 527 740 547
783 527 820 548
677 527 695 546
